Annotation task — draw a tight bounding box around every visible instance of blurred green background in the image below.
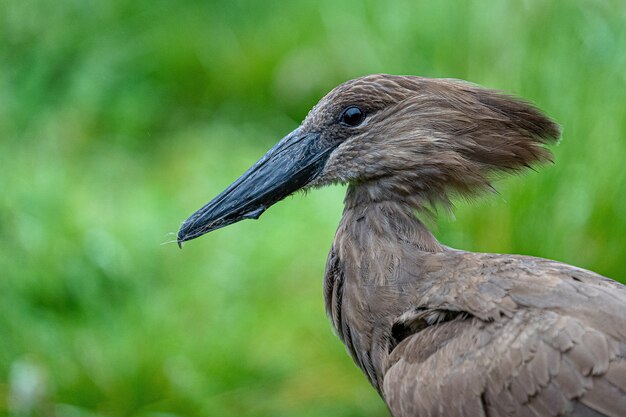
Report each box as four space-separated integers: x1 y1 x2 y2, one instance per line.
1 0 625 416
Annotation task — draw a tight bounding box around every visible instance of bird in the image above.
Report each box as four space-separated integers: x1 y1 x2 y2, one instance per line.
177 74 626 417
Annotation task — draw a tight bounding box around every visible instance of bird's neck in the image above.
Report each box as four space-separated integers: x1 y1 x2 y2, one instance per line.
342 184 443 253
324 184 444 390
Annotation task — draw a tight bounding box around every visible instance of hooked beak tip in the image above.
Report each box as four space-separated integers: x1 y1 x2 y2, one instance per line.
177 223 194 247
177 222 200 247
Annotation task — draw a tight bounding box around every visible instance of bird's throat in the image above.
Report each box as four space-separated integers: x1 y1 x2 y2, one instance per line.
342 184 443 254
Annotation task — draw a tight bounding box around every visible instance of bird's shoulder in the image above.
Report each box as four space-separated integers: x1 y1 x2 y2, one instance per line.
409 251 626 332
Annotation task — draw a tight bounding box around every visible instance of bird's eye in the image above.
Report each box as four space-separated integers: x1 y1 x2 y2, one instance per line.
340 106 365 127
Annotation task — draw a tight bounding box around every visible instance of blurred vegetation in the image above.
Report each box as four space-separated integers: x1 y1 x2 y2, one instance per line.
1 0 625 416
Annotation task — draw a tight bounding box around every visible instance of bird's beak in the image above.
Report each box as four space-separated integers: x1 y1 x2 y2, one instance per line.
178 129 335 245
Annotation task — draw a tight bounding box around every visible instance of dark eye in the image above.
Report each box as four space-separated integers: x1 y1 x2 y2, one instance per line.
340 106 365 127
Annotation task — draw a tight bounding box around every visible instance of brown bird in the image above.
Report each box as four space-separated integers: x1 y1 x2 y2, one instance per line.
178 74 626 417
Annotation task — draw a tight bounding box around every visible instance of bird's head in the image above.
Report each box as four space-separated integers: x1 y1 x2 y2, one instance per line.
178 74 560 244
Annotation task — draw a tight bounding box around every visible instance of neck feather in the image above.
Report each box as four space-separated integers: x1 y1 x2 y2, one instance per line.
343 183 443 253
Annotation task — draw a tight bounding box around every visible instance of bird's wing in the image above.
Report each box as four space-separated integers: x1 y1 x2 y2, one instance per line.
382 254 626 417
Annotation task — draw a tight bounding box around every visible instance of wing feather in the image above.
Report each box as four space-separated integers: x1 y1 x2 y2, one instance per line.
382 282 626 417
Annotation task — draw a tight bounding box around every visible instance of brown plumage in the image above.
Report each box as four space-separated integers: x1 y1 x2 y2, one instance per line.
178 74 626 417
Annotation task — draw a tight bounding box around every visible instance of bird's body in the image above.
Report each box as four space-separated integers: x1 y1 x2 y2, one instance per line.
178 75 626 416
327 195 626 416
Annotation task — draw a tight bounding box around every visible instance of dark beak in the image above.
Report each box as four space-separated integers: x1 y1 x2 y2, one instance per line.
177 129 336 245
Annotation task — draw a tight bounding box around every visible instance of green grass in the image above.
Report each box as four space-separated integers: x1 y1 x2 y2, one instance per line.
1 0 625 416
